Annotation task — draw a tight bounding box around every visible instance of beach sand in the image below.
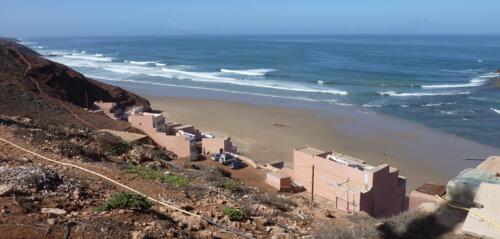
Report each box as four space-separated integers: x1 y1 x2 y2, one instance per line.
147 96 500 190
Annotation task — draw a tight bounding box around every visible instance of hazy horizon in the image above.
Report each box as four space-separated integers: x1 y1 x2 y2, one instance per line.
1 1 500 37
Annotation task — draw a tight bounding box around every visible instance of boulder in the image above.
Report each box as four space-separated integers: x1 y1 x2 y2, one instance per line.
0 184 14 196
41 208 67 215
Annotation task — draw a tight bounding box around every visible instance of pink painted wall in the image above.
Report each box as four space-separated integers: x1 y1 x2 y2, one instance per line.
129 114 193 158
202 137 237 154
292 147 407 217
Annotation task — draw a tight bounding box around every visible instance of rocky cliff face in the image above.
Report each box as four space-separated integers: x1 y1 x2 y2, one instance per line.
0 38 150 128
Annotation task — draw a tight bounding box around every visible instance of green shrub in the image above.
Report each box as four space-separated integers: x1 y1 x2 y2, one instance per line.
151 149 169 161
127 164 189 187
223 207 247 221
96 132 131 156
218 179 244 193
95 192 152 212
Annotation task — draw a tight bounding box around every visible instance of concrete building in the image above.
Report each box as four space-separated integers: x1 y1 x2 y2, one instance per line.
128 111 196 158
201 136 237 154
292 146 407 217
266 171 292 192
408 183 446 210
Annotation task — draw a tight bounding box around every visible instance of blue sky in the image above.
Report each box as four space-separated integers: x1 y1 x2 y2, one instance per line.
1 0 499 37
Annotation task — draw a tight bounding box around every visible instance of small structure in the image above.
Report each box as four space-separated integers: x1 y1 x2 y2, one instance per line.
266 171 292 192
97 129 148 144
292 146 407 217
408 183 446 210
202 135 237 154
462 183 500 239
94 101 123 120
128 111 197 158
456 155 500 239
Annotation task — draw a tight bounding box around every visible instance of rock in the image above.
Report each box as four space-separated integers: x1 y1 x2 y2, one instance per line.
131 231 147 239
0 184 14 196
41 208 67 215
47 218 57 225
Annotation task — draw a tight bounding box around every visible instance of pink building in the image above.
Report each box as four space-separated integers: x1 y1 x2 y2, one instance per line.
293 146 407 217
201 136 237 154
128 112 196 158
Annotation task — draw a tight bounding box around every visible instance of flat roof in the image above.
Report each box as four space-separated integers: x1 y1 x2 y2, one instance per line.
415 183 446 196
143 112 163 117
295 146 325 156
174 125 194 130
98 129 148 143
476 156 500 174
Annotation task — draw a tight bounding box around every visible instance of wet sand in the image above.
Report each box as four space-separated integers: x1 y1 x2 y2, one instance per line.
147 96 499 190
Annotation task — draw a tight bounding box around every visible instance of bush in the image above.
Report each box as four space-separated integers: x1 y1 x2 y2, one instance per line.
151 149 170 161
218 179 244 193
96 132 131 156
223 207 247 221
95 192 152 212
127 164 189 187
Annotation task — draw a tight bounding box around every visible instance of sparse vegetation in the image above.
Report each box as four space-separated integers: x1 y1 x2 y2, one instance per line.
151 149 170 161
95 192 152 212
127 164 189 187
223 207 247 221
218 179 244 193
96 132 131 156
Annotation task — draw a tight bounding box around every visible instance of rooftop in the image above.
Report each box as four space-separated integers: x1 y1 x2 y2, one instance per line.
295 146 325 156
476 156 500 175
415 183 446 196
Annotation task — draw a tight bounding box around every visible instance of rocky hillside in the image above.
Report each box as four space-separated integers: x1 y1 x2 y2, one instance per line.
0 38 150 129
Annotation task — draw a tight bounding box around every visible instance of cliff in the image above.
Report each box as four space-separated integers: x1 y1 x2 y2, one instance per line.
0 38 150 129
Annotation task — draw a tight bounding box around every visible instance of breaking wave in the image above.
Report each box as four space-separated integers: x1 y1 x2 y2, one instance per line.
379 91 470 97
421 78 488 89
220 68 275 76
491 108 500 115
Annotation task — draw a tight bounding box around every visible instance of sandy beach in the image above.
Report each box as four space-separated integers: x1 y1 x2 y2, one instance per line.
142 93 500 190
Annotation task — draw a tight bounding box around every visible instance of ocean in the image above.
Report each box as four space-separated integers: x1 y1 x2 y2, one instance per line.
21 35 500 148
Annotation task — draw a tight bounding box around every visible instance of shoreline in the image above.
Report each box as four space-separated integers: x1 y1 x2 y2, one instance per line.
107 79 499 190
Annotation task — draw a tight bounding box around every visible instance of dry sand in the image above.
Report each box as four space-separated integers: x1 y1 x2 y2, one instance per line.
148 96 500 190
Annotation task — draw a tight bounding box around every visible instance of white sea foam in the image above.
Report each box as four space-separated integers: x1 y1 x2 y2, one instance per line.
157 68 348 95
362 104 382 108
479 72 500 78
491 108 500 115
63 53 113 62
220 68 275 76
440 110 457 115
379 91 470 97
129 61 157 65
317 80 324 85
421 78 488 89
422 103 443 107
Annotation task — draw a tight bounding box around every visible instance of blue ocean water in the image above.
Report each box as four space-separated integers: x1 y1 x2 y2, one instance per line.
22 35 500 147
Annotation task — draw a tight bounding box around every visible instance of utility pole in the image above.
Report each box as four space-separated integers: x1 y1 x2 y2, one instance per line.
85 91 89 109
311 164 315 207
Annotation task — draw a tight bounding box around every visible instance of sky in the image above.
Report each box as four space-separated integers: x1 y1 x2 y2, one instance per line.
1 0 499 37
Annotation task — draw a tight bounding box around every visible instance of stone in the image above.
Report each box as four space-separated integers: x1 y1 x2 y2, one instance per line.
47 218 57 225
41 208 67 215
0 184 14 196
131 231 147 239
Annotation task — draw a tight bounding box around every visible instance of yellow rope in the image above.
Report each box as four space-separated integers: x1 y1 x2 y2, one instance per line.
434 195 500 230
0 137 253 238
